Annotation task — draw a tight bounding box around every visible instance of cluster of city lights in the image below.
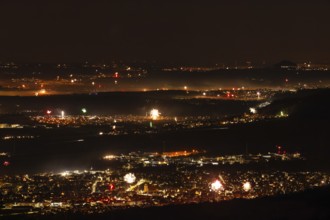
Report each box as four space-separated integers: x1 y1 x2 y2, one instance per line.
210 179 252 192
124 173 136 184
211 179 224 191
243 181 252 192
150 109 160 120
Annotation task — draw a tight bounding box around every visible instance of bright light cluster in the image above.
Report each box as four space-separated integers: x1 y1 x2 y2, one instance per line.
124 173 136 184
103 155 117 160
249 108 257 114
243 181 252 192
150 109 160 120
60 171 70 177
211 179 224 191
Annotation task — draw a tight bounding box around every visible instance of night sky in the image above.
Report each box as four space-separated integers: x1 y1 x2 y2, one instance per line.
0 0 329 64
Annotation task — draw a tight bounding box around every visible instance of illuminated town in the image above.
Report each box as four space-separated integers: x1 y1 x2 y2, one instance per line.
0 70 329 218
1 1 330 219
1 150 327 216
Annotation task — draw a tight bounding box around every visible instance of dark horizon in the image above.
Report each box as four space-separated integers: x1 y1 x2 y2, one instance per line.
1 0 330 65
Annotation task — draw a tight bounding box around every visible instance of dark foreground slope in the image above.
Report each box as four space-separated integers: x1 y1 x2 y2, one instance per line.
5 186 330 220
